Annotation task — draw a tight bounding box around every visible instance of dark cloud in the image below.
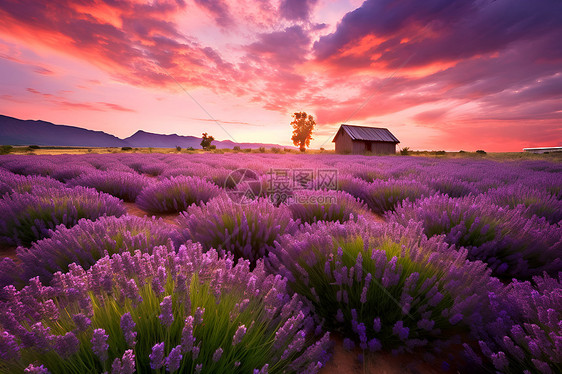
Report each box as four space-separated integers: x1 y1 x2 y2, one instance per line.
279 0 319 21
314 0 562 69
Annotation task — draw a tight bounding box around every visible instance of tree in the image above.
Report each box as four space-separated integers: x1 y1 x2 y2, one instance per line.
201 133 214 150
290 112 315 152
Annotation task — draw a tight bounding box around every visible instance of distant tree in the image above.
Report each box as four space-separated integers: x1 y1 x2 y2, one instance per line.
290 112 315 152
201 133 215 150
176 145 182 152
476 149 487 154
400 147 410 155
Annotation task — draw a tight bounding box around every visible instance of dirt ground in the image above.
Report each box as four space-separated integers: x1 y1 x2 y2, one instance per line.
123 202 180 226
321 336 460 374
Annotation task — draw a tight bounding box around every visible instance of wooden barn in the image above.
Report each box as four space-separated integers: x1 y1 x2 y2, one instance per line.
333 124 400 155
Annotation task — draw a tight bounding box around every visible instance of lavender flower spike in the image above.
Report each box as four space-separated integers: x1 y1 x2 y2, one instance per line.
166 345 183 372
159 296 174 327
233 325 247 346
149 342 165 370
120 312 137 348
91 328 110 362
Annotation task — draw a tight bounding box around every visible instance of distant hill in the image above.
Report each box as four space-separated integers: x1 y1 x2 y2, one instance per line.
0 114 124 147
0 115 292 149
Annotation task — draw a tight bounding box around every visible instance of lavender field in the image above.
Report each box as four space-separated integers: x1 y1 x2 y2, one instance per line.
0 153 560 374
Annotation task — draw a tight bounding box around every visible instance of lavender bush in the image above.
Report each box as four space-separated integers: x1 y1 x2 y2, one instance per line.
388 194 562 279
340 177 434 215
136 176 223 214
179 197 296 264
0 187 125 246
487 184 562 224
0 243 331 373
0 215 179 287
0 173 64 195
69 170 153 202
464 273 561 373
288 189 368 224
422 176 478 198
50 162 96 182
269 218 500 355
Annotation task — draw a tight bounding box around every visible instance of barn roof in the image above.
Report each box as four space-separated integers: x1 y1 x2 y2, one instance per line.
333 124 400 143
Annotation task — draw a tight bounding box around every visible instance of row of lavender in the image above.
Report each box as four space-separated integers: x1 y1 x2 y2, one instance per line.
0 153 560 373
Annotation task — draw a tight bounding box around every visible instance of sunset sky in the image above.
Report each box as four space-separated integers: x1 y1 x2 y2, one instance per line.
1 0 561 151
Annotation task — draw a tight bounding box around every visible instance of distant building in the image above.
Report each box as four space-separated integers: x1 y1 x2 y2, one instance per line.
332 124 400 155
523 147 562 154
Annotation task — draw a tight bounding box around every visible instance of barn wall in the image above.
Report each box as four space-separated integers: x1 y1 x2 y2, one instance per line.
371 141 396 155
352 141 365 154
334 131 353 154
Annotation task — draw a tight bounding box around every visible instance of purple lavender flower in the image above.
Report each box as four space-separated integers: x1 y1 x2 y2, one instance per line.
288 189 368 224
136 175 223 214
373 317 381 333
212 347 223 362
181 316 195 352
179 196 296 263
232 325 247 346
91 328 109 362
24 364 50 374
388 193 562 279
120 312 137 348
159 296 174 327
72 313 91 332
7 215 178 287
68 170 152 202
54 331 80 358
0 331 20 361
166 345 183 372
0 186 125 246
149 342 165 370
392 321 409 341
194 307 205 325
0 238 330 373
111 349 135 374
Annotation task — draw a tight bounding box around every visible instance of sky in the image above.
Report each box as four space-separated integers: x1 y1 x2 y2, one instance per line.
0 0 561 151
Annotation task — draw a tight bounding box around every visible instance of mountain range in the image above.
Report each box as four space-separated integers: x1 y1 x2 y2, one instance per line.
0 114 292 149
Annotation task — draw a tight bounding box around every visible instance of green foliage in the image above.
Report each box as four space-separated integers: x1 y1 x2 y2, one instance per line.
290 112 315 152
121 147 132 151
201 133 215 150
28 145 40 149
400 147 410 155
0 145 13 155
176 146 182 152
